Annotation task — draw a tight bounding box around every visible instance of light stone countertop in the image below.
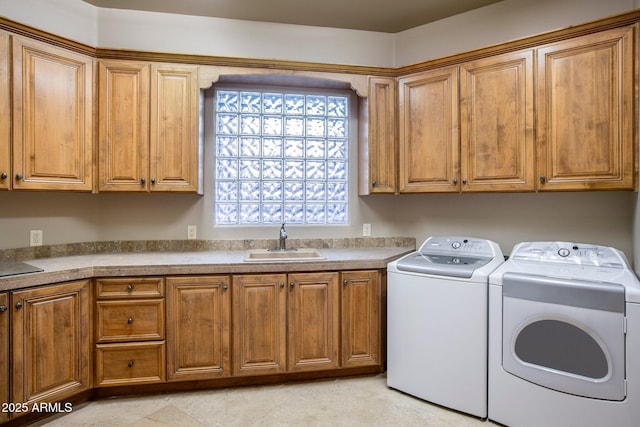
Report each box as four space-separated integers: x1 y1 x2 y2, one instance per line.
0 247 414 292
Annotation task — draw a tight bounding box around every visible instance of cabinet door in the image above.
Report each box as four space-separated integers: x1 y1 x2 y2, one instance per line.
398 67 459 192
12 36 93 191
341 271 381 368
150 64 201 193
460 50 535 192
98 60 150 191
362 77 397 194
287 272 340 372
0 293 8 423
11 280 90 410
0 31 9 191
232 274 287 376
166 276 231 381
537 25 636 190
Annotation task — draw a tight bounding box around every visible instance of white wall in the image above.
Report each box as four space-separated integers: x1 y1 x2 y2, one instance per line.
0 0 638 264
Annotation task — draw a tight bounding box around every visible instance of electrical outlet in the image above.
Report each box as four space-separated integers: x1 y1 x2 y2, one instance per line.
187 225 197 240
362 223 372 237
30 230 43 247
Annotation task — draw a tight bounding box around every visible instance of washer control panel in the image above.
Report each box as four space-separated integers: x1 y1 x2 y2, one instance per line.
511 241 625 268
419 236 499 257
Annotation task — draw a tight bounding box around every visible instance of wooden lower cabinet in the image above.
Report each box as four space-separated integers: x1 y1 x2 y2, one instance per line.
0 292 8 423
166 276 231 381
94 277 166 387
287 272 340 372
341 270 381 367
11 281 91 416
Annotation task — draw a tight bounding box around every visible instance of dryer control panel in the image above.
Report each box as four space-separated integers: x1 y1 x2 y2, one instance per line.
510 241 625 268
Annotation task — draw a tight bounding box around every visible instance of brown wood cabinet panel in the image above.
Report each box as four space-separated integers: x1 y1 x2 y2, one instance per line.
11 280 91 408
232 274 287 376
287 272 340 372
95 277 165 299
0 292 8 423
363 77 397 194
0 31 9 191
98 60 150 191
150 64 201 193
96 299 165 343
341 271 381 368
536 25 637 190
398 67 459 192
12 36 94 191
95 341 165 386
460 50 535 192
166 276 231 381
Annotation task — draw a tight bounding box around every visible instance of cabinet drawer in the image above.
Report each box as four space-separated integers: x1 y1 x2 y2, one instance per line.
95 341 165 386
96 299 165 342
96 277 164 298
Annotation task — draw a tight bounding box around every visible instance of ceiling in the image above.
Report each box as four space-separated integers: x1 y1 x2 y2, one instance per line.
81 0 502 33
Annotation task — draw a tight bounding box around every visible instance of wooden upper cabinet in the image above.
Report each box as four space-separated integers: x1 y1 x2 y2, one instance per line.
150 64 201 193
11 280 91 410
0 31 9 191
363 77 397 194
98 60 150 192
536 25 637 191
398 67 459 193
460 50 535 192
98 60 201 193
12 36 94 191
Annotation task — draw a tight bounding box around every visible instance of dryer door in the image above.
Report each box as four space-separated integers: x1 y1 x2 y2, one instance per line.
502 273 625 401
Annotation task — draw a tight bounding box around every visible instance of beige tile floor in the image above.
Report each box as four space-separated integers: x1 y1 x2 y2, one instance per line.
35 374 499 426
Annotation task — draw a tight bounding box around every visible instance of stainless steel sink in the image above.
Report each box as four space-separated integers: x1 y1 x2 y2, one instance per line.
244 248 326 262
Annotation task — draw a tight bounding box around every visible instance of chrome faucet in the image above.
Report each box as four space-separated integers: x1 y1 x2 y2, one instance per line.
278 223 288 251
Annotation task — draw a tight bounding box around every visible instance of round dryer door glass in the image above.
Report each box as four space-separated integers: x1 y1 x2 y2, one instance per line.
514 320 608 379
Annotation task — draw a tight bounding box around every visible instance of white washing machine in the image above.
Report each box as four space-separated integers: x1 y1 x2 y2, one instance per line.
489 241 640 427
387 236 504 418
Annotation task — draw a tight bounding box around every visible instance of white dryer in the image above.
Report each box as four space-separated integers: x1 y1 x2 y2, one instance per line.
387 236 504 418
489 241 640 427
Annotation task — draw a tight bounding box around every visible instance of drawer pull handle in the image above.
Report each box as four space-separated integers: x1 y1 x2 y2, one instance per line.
127 284 133 292
127 317 133 324
128 360 134 368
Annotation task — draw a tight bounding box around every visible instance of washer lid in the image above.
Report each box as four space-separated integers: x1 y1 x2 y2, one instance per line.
395 252 492 278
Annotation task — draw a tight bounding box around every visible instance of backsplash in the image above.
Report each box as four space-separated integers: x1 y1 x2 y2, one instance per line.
0 237 416 261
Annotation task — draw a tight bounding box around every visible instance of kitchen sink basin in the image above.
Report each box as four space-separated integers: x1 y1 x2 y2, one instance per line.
244 248 326 262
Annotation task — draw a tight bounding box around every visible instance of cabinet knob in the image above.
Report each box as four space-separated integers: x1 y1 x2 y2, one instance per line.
15 173 23 180
127 317 133 324
540 176 546 183
127 284 133 292
140 178 146 184
151 178 156 184
15 302 23 310
223 284 228 290
372 180 377 187
127 360 134 368
289 282 295 288
0 305 7 312
0 172 6 180
280 282 285 288
452 178 458 185
343 279 349 286
462 178 467 184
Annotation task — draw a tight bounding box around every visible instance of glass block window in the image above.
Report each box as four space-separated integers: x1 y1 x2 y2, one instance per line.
214 88 349 225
